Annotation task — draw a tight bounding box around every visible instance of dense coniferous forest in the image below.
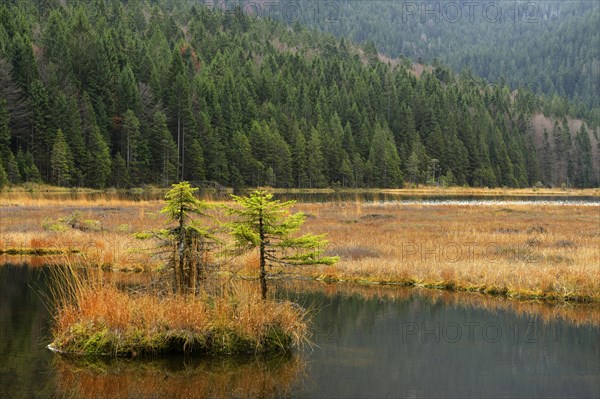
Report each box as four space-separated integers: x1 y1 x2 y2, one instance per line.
0 0 597 189
268 0 600 112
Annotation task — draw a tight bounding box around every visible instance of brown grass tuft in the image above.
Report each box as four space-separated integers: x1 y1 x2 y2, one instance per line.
48 264 309 357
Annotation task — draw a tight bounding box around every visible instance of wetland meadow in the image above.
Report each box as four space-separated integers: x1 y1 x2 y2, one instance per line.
1 186 599 398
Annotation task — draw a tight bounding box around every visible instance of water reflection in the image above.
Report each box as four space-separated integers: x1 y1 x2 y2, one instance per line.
0 264 55 399
273 192 600 204
54 354 304 399
1 263 599 399
276 280 600 328
283 282 600 399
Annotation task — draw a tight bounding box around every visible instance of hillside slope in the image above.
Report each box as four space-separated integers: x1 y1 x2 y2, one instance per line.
0 1 597 189
264 0 600 111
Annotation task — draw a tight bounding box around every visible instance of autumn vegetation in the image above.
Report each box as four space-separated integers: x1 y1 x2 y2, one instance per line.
2 188 598 303
43 183 330 356
48 264 309 357
0 183 597 360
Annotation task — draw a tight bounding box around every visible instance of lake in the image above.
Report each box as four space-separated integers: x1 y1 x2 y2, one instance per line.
1 263 599 399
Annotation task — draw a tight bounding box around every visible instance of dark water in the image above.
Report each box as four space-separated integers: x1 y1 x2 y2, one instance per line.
1 264 599 399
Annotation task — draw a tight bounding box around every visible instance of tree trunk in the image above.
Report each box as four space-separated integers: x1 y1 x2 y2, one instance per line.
190 238 197 296
258 208 267 300
177 199 185 293
174 242 182 293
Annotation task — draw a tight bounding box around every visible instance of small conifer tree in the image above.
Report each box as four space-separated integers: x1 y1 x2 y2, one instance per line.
225 190 338 299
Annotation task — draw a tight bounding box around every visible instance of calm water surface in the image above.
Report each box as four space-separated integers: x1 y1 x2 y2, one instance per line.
1 264 599 399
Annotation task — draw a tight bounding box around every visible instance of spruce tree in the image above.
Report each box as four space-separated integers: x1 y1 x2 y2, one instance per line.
406 151 420 185
159 181 215 294
367 124 403 187
29 80 53 179
149 111 178 186
573 125 593 187
229 131 256 187
50 129 71 186
291 129 309 188
10 33 38 90
306 128 326 188
85 126 111 188
110 152 130 188
0 156 8 188
118 64 140 115
225 190 338 299
121 109 149 183
0 98 9 158
4 151 20 184
16 148 40 183
185 138 206 184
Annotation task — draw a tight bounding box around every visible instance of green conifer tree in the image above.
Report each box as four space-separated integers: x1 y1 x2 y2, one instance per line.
50 129 72 186
85 126 111 188
225 191 338 299
110 152 130 188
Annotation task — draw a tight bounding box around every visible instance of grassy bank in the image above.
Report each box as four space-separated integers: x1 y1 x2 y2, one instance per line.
290 201 600 302
48 267 308 356
1 192 599 303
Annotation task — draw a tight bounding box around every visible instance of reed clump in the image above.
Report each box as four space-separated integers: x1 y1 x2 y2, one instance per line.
49 266 309 357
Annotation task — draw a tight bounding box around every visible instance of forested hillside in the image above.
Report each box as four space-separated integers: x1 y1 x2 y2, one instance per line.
266 0 600 112
0 0 597 189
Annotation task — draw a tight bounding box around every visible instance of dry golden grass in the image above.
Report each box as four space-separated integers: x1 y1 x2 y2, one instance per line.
0 200 165 270
49 264 309 356
1 192 599 302
286 201 600 302
379 186 600 197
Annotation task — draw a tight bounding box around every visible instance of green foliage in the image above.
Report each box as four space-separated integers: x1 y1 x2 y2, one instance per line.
367 124 403 187
50 129 71 186
110 152 130 189
0 156 8 188
155 181 217 293
121 109 148 184
41 218 68 232
0 0 596 189
160 181 206 224
225 190 338 298
0 98 10 157
277 0 600 111
3 150 20 184
85 126 111 188
16 148 41 183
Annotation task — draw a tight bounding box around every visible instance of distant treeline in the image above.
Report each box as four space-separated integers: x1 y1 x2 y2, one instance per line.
0 0 597 189
270 0 600 112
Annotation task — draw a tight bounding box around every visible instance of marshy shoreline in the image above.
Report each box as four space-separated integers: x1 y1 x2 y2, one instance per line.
1 188 599 357
1 187 599 303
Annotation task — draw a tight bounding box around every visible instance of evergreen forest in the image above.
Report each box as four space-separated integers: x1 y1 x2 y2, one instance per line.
0 0 597 189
